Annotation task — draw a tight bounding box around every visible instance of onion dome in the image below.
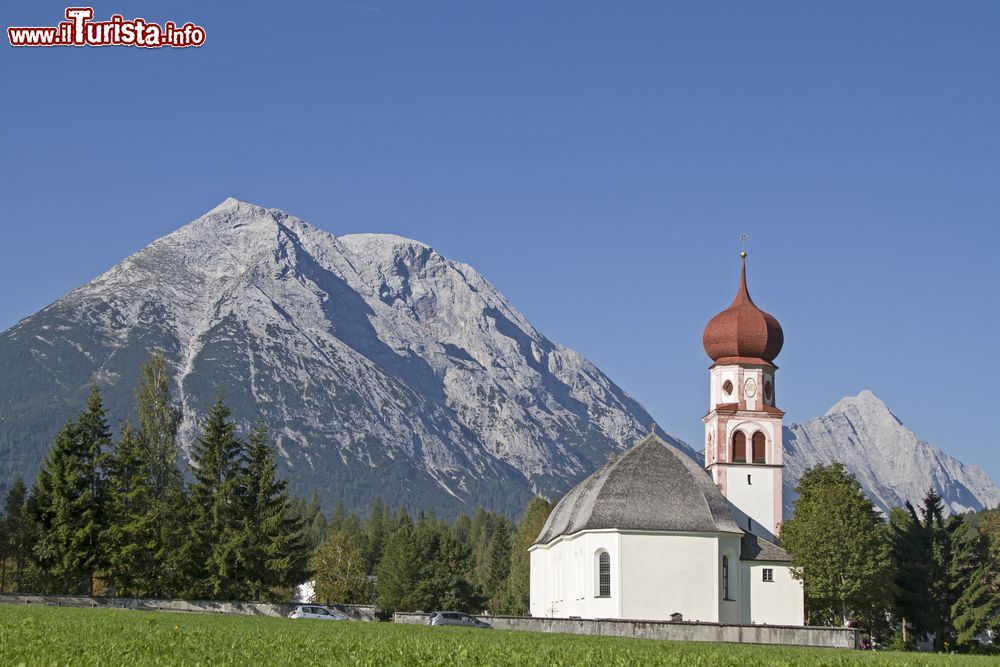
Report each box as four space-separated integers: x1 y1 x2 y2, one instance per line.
533 433 742 545
702 253 783 366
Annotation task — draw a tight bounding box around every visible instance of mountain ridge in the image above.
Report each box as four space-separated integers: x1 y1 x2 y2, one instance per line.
0 199 995 519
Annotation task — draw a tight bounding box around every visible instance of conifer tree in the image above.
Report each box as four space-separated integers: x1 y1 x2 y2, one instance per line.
1 479 33 592
32 387 111 595
375 522 419 612
184 392 246 599
364 496 388 574
890 489 968 651
134 351 187 597
412 517 479 613
951 526 999 643
103 424 158 597
241 421 309 600
484 520 512 612
497 496 554 615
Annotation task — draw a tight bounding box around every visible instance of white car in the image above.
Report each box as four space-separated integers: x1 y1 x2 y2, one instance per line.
288 605 347 620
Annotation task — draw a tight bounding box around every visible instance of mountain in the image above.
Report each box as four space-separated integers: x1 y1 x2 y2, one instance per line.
1 200 995 520
0 198 688 516
783 390 1000 516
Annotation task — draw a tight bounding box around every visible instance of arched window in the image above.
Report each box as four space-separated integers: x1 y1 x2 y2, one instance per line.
597 551 611 597
732 431 746 463
722 555 731 600
752 431 766 463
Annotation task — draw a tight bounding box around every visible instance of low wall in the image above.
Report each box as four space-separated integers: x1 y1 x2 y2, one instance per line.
0 594 378 621
394 612 858 649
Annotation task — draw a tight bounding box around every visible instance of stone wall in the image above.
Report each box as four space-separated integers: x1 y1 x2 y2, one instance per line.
0 594 378 621
394 612 858 649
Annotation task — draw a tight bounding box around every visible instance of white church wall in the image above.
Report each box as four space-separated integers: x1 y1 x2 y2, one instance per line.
529 531 621 618
619 532 722 622
740 562 804 626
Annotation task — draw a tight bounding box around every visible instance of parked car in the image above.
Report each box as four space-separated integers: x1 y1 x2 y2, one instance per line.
428 611 491 629
288 605 347 620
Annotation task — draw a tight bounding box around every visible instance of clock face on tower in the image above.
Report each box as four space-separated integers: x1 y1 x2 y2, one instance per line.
744 377 757 398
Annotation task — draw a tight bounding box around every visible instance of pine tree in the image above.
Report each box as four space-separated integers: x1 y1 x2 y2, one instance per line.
951 525 999 644
134 351 187 597
32 387 111 595
184 392 247 599
375 522 420 612
497 496 554 615
241 421 309 600
484 520 512 612
103 424 158 597
364 496 388 575
780 463 894 629
0 479 33 592
889 489 966 651
411 517 479 613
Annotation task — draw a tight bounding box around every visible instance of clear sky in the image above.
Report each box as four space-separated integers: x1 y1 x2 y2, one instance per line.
3 2 998 482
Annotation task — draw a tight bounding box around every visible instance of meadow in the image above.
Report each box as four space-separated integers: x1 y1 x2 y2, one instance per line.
0 604 994 666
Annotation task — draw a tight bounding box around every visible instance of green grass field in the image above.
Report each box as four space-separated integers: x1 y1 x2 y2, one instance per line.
0 604 993 666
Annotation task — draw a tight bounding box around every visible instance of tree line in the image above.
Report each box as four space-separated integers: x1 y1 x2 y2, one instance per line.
781 463 1000 652
0 352 309 600
305 493 553 615
0 351 554 613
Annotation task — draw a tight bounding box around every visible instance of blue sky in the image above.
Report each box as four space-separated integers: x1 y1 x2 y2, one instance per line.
2 2 998 482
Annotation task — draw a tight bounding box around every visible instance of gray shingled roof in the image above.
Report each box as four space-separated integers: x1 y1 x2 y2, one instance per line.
534 433 744 544
740 532 791 562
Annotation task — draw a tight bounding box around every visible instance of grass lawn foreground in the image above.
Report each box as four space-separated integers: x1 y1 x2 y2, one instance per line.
0 604 994 666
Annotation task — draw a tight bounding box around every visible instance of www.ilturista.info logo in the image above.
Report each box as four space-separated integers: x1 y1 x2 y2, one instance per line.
8 7 206 48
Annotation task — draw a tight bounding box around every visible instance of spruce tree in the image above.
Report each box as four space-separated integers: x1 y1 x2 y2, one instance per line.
103 424 158 597
241 421 309 600
0 480 29 592
484 520 512 612
497 496 554 615
185 392 246 599
134 351 187 597
951 526 999 643
890 489 966 651
32 387 111 595
375 522 420 612
364 496 388 575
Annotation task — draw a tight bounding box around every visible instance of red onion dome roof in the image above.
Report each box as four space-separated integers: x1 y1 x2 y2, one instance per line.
702 253 783 366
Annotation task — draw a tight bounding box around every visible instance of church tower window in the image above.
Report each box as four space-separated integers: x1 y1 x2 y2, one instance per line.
597 551 611 597
732 431 746 463
752 431 766 463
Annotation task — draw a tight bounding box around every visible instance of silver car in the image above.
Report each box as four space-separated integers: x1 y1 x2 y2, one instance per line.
428 611 491 628
288 605 347 620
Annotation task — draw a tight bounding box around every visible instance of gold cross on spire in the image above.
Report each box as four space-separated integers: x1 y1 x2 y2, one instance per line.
740 233 749 259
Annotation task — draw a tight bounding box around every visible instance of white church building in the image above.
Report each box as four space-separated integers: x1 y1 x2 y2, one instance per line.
529 253 805 626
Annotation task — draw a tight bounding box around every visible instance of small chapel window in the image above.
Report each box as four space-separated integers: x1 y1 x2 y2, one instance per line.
722 556 732 600
732 431 746 463
762 568 774 583
597 551 611 597
752 431 766 463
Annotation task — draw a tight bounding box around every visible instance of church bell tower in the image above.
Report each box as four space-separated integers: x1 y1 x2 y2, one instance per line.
702 252 785 541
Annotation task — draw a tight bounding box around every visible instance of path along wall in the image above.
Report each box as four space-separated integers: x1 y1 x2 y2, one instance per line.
0 594 378 621
394 612 859 649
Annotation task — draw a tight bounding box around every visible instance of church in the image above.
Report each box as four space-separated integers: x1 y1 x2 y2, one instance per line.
529 253 805 626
